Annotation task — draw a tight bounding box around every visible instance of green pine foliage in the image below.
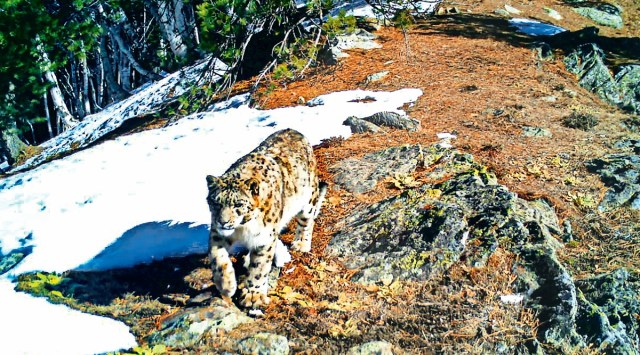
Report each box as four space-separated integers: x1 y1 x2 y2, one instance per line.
0 0 100 133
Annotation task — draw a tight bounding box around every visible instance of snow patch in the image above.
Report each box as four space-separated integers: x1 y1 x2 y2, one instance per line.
509 18 566 36
500 294 525 304
0 278 136 355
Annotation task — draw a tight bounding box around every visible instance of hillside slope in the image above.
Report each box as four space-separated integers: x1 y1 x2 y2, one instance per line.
4 0 640 353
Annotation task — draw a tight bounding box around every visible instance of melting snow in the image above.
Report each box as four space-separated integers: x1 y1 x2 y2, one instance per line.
0 88 422 354
500 294 525 304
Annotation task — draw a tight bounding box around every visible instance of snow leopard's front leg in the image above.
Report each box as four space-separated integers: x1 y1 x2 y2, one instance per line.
209 231 236 300
292 181 328 252
238 236 277 308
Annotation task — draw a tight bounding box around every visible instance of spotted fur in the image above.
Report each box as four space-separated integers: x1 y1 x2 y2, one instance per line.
206 129 327 308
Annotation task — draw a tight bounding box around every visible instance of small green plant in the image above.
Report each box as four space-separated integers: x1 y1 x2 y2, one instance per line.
109 344 167 355
393 9 415 63
272 63 295 81
323 9 357 39
16 272 73 304
569 191 598 211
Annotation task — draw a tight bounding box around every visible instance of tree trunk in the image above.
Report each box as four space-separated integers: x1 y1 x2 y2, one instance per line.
109 26 162 81
144 0 198 60
43 92 54 139
43 69 78 131
81 56 91 115
99 34 129 103
35 36 79 131
70 58 86 118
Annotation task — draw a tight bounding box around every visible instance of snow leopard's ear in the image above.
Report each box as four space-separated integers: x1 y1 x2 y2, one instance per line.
206 175 221 189
245 178 260 197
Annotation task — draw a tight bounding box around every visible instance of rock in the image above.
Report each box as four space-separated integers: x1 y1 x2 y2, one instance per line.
575 268 640 353
328 145 565 284
585 154 640 211
322 29 381 62
147 298 253 348
331 144 426 194
0 246 31 275
516 244 586 352
346 341 394 355
343 116 385 134
327 143 598 353
494 9 511 17
360 111 420 131
366 70 389 83
615 65 640 115
564 43 640 115
613 138 640 154
532 42 554 61
317 42 347 65
562 111 598 131
564 43 621 106
237 332 290 355
573 4 623 29
544 7 563 20
504 4 522 14
522 126 552 137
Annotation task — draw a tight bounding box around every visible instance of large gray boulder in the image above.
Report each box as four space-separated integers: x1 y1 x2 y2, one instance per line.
573 3 623 29
147 298 253 348
585 154 640 211
564 43 640 115
237 332 290 355
575 268 640 353
328 146 565 286
616 65 640 114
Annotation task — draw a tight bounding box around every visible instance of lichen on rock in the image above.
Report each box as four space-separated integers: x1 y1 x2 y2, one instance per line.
147 298 253 348
327 144 565 286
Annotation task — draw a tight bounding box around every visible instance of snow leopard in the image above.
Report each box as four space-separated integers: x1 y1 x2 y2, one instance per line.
206 129 327 308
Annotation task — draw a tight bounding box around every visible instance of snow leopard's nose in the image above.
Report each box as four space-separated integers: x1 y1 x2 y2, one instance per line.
217 220 234 230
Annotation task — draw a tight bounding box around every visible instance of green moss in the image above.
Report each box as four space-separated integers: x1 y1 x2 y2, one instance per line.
16 272 74 304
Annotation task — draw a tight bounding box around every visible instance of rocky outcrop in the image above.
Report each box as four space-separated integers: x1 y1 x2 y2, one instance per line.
319 29 380 64
0 127 27 172
331 144 427 194
237 332 290 355
564 43 640 115
327 142 640 353
147 298 253 349
342 111 420 134
572 2 624 29
328 144 564 283
576 268 640 353
585 154 640 211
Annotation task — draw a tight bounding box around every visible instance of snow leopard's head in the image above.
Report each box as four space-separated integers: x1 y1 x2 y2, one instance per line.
206 175 260 237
